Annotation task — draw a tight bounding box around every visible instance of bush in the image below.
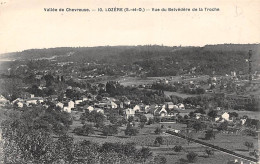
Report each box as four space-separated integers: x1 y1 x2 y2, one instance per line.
154 117 161 123
153 155 167 164
154 136 163 146
140 115 147 123
125 124 139 137
136 147 153 163
242 129 257 137
186 151 198 163
204 130 215 140
205 149 214 157
102 125 118 137
147 118 154 125
244 141 254 151
73 124 94 136
173 145 183 152
139 122 145 129
154 127 162 134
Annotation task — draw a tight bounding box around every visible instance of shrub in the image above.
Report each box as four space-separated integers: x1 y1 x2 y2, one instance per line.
102 125 118 137
205 149 214 157
173 145 183 152
154 136 163 146
73 124 94 136
136 147 153 163
139 122 145 129
204 130 215 140
147 118 154 125
242 129 257 137
186 151 198 163
125 124 139 137
154 155 167 164
244 141 254 151
154 127 162 134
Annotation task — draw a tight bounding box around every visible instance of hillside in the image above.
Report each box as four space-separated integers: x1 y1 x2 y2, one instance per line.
0 44 259 76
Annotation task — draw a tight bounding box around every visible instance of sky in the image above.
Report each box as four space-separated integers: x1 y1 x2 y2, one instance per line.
0 0 259 54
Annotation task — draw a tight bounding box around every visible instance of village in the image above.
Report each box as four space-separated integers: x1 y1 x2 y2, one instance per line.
0 45 259 164
0 65 259 163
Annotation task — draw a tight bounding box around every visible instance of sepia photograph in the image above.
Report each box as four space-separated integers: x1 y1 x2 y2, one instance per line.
0 0 259 163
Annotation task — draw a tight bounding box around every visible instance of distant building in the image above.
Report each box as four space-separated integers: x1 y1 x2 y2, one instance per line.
165 102 174 110
0 95 9 106
56 102 64 109
133 105 141 112
221 112 230 121
125 108 135 119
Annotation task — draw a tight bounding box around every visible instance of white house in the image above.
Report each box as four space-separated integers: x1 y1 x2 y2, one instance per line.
95 108 104 114
221 112 230 121
159 108 167 117
240 119 247 125
173 105 179 110
133 105 141 112
87 106 94 112
63 100 75 113
125 108 135 119
165 102 174 110
81 96 88 101
17 102 24 108
75 99 83 105
111 101 118 109
56 102 64 109
68 100 75 109
178 103 185 110
155 106 168 117
26 97 44 106
144 105 150 113
63 107 71 113
0 95 9 106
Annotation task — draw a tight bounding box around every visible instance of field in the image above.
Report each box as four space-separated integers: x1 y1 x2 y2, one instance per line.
226 109 260 120
69 111 258 164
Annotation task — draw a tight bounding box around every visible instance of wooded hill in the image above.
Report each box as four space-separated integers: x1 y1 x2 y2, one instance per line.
1 44 259 76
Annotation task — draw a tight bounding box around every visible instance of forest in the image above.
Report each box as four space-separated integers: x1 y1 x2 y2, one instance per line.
1 44 259 77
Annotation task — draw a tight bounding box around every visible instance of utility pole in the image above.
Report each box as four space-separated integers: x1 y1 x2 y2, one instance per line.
248 50 253 82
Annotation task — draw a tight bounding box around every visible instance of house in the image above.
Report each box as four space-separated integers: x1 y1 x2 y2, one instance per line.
56 102 64 109
133 105 141 112
26 97 44 106
195 114 201 120
68 100 74 108
124 100 131 105
149 104 159 114
0 95 9 106
81 95 88 101
221 112 230 121
144 105 150 113
17 102 24 108
120 102 124 108
63 100 75 113
63 106 71 113
154 106 167 117
87 106 94 112
125 108 135 119
240 118 247 125
165 102 174 110
75 99 83 105
94 108 104 114
177 103 185 110
168 128 180 133
111 101 118 109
